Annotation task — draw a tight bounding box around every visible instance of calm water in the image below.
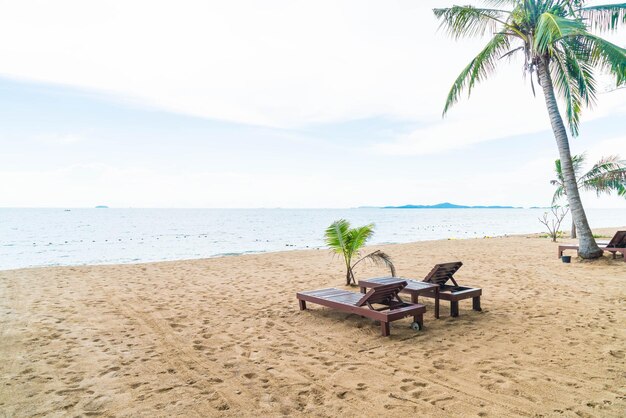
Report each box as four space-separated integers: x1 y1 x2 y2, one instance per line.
0 208 624 270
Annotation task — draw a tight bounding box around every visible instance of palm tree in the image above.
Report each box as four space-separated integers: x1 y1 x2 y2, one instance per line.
551 153 626 237
324 219 396 286
433 0 626 258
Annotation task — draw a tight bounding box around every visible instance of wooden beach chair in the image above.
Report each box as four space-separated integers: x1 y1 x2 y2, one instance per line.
296 282 426 336
419 261 482 317
558 231 626 261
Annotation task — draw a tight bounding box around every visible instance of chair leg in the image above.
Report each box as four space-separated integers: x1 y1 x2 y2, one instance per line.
414 314 423 330
473 296 482 311
450 301 459 317
298 300 306 310
381 321 390 337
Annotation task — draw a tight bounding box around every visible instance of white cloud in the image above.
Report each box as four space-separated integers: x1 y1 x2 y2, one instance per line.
0 0 623 141
372 103 548 156
373 68 626 156
0 1 624 209
1 1 619 127
0 163 423 208
576 137 626 162
35 133 85 145
0 0 446 126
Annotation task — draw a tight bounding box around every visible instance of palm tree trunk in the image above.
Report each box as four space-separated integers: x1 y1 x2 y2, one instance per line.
571 220 576 239
537 58 602 259
347 268 355 286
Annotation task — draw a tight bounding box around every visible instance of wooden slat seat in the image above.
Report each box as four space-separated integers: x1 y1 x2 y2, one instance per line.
558 231 626 261
297 282 426 337
419 262 482 317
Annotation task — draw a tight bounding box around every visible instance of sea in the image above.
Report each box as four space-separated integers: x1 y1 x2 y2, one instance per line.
1 208 624 270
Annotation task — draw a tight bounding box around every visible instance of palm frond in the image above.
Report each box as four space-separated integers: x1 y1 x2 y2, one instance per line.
551 153 586 202
578 155 626 196
580 3 626 32
443 33 511 115
563 37 597 105
579 33 626 86
433 6 509 39
352 250 396 277
582 171 626 196
482 0 517 6
552 184 566 204
550 47 582 135
535 12 586 53
549 37 598 136
553 154 626 200
554 156 564 181
324 219 350 255
571 153 586 175
500 45 525 60
551 156 565 203
345 224 375 257
579 155 623 179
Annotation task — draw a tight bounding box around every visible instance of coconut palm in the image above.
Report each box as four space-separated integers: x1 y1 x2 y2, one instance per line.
433 0 626 258
551 153 626 237
324 219 396 286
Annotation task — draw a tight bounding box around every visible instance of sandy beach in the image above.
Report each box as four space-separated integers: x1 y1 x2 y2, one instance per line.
1 229 625 417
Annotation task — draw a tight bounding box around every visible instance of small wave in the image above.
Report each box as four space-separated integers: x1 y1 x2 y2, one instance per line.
212 252 243 257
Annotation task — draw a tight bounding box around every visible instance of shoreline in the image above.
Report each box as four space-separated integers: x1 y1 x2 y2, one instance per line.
1 227 625 416
3 226 617 273
3 207 625 271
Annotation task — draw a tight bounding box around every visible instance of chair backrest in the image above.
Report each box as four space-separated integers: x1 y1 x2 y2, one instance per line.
606 231 626 248
422 261 463 287
356 281 407 307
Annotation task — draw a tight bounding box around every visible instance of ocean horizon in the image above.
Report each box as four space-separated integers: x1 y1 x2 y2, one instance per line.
1 207 624 271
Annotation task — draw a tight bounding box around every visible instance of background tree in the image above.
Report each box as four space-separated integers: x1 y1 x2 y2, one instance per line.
324 219 396 286
433 0 626 258
551 153 626 237
539 205 570 241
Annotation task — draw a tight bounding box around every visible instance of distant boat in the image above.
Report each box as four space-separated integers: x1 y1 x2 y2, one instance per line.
64 209 71 212
95 205 109 209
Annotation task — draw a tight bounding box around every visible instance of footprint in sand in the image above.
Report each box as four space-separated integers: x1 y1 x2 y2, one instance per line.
429 395 455 406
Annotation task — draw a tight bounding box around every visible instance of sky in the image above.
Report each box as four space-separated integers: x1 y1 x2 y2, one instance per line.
0 0 625 208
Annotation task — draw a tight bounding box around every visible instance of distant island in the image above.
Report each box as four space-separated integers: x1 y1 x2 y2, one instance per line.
378 202 521 209
95 205 109 209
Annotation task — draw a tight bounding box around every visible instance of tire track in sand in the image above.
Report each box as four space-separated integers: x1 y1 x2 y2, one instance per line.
108 295 245 414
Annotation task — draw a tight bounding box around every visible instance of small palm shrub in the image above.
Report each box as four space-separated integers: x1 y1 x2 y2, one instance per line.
324 219 396 286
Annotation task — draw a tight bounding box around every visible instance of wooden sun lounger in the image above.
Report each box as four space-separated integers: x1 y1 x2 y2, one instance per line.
419 262 482 317
296 282 426 336
558 231 626 261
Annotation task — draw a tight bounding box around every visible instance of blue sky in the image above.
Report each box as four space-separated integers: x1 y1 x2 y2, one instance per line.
0 1 625 208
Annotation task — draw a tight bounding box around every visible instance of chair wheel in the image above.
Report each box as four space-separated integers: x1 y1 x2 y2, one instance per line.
410 322 421 331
